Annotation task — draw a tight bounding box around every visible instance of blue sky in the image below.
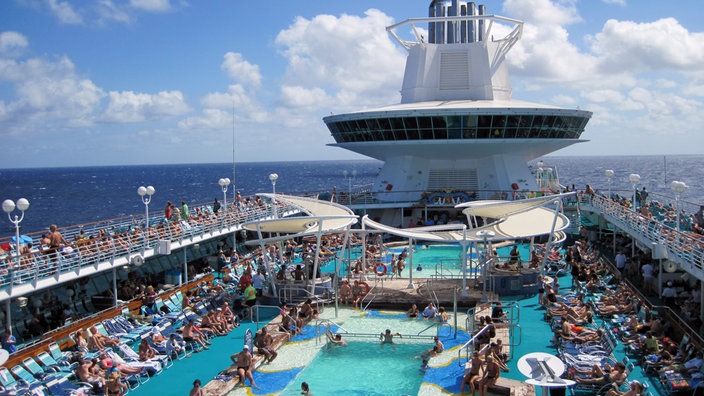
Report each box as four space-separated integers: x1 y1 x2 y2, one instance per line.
1 0 703 168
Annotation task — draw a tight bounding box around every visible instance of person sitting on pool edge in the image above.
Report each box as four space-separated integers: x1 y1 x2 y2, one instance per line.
424 336 444 357
478 355 501 396
380 329 402 344
230 345 259 389
460 351 484 395
254 326 278 363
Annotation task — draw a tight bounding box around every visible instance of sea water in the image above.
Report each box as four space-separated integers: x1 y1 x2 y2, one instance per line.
0 155 702 237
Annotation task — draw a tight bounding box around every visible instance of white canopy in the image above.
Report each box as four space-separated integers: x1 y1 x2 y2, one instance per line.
242 194 357 244
362 195 571 242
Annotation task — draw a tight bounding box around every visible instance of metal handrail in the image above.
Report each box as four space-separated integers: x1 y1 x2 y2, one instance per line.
581 193 704 281
0 200 296 299
456 324 492 367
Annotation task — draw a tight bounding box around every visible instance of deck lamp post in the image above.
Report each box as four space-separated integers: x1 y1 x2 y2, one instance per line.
269 173 278 194
2 197 29 331
342 169 357 205
628 174 640 212
218 178 231 215
137 186 155 248
670 181 688 232
269 173 279 218
604 169 614 200
477 230 495 303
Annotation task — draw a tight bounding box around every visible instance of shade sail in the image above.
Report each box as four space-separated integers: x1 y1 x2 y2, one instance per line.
242 194 357 244
362 195 571 243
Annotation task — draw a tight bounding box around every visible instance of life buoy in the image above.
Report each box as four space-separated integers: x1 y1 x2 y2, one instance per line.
359 281 370 296
374 263 387 276
511 183 520 191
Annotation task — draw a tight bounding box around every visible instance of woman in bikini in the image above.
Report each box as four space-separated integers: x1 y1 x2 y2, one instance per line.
106 371 128 396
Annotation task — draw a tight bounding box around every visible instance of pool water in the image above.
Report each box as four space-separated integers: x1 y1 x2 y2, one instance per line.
229 309 449 395
306 243 531 279
278 342 427 396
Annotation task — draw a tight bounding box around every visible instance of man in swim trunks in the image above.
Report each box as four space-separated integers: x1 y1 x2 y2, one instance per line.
461 352 484 395
380 329 402 344
254 327 278 363
230 345 258 388
326 330 347 348
478 355 500 396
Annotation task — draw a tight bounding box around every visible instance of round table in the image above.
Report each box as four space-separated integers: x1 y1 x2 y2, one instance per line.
517 352 575 396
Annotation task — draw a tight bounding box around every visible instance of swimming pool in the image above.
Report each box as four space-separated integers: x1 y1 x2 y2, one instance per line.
226 308 465 395
307 243 532 280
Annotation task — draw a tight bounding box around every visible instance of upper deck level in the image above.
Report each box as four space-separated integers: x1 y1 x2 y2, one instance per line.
0 198 291 301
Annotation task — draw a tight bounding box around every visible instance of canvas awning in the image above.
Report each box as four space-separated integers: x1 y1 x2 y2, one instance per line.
362 194 572 242
242 194 357 244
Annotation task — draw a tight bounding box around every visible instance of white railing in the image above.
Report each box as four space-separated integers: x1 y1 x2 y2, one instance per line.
0 199 294 298
579 193 704 281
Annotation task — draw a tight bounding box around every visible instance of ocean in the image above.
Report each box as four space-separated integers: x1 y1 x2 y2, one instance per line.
0 155 702 237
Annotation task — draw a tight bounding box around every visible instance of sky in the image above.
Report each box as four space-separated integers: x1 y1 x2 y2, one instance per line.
0 0 703 169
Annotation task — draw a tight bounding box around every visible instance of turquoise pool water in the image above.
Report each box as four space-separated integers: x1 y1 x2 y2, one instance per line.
308 243 531 279
277 342 427 395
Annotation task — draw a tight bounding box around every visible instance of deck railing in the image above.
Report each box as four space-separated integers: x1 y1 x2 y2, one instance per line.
580 193 704 281
0 198 294 298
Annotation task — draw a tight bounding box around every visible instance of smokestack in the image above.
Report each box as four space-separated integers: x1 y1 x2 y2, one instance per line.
435 1 445 43
428 1 436 44
477 4 486 42
468 2 476 43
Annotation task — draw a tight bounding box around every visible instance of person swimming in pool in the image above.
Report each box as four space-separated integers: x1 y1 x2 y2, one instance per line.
325 330 347 348
380 329 402 344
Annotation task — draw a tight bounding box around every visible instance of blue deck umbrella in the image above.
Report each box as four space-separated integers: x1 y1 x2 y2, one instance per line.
11 235 32 245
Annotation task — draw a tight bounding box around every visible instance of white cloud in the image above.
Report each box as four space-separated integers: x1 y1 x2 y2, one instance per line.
48 0 83 24
129 0 174 13
221 53 263 89
274 9 406 110
601 0 626 5
102 90 189 122
503 0 581 26
590 18 704 73
582 89 624 104
0 32 28 54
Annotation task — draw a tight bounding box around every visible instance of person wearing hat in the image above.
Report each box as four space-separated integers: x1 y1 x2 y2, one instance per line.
604 379 643 396
230 345 258 389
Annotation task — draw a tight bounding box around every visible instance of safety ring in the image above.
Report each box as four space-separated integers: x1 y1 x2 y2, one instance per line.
374 263 387 276
359 281 371 296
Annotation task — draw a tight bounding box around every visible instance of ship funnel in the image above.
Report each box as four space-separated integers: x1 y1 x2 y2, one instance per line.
428 1 485 44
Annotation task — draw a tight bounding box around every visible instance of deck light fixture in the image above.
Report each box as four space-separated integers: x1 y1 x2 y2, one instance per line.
2 197 29 331
628 174 640 212
218 178 231 215
137 186 155 248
